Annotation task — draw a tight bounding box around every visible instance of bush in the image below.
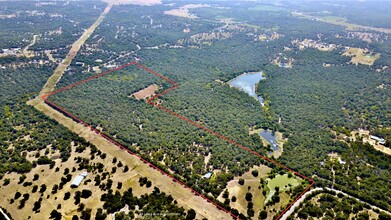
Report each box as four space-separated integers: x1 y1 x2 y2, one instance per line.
238 178 245 185
3 178 10 186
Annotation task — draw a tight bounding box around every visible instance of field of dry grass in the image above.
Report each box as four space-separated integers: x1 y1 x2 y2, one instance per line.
217 165 271 219
131 84 159 100
0 142 154 220
164 4 210 19
292 12 391 34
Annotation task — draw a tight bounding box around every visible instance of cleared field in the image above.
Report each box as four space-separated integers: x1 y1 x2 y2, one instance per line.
265 174 300 204
131 84 159 100
343 47 380 66
292 12 391 34
164 4 210 19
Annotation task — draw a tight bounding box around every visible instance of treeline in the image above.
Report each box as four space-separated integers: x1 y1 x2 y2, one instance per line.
101 187 195 219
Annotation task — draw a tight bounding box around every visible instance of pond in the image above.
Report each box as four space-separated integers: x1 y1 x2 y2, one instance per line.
228 71 265 106
259 130 279 151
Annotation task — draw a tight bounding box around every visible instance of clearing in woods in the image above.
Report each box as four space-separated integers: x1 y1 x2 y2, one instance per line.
342 47 380 66
131 84 159 100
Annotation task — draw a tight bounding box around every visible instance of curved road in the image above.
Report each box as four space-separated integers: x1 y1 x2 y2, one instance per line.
280 187 391 220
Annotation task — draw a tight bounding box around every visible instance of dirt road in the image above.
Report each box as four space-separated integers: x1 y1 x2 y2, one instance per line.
30 3 113 105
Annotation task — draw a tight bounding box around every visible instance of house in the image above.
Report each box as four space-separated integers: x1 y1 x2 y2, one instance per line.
370 135 386 145
201 172 213 179
71 172 88 187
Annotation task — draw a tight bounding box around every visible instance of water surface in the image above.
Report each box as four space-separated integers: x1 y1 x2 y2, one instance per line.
259 130 279 151
228 71 265 105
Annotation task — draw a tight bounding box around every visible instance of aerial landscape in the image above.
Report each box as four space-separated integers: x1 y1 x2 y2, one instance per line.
0 0 390 219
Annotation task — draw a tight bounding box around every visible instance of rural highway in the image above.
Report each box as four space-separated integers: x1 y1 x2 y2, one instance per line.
280 187 391 220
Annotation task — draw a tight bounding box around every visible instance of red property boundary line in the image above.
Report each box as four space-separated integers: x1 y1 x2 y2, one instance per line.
42 61 315 220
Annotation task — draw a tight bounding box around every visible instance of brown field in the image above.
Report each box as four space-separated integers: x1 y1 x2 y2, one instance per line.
0 143 153 220
164 4 210 19
131 84 159 100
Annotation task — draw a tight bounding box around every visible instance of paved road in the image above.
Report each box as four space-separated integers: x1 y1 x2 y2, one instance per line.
280 187 391 220
325 187 391 216
280 188 323 220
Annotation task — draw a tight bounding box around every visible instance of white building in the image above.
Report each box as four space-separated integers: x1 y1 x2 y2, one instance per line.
71 172 88 187
370 135 386 145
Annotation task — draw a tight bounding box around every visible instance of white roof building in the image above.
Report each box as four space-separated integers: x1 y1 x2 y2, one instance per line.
370 135 386 145
71 172 88 187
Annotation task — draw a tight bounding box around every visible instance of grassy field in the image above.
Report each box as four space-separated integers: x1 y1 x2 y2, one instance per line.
343 47 380 66
265 174 300 204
